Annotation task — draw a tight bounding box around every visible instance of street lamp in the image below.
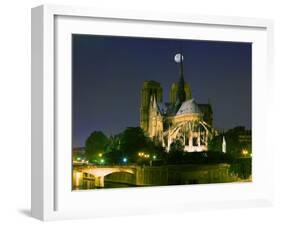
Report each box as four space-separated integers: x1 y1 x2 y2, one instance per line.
241 149 248 157
143 154 150 158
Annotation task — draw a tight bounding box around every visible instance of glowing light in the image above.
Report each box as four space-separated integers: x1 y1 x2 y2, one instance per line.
75 172 82 186
98 153 103 157
100 159 104 164
153 155 156 160
77 157 81 161
242 149 248 156
123 158 127 163
138 152 152 159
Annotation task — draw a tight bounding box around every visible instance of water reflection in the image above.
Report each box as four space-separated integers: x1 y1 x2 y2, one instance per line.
73 179 135 190
72 171 135 190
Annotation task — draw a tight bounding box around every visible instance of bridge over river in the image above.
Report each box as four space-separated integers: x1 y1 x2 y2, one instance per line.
73 164 241 189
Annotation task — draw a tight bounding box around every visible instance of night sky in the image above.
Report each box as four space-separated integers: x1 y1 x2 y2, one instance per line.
72 35 252 148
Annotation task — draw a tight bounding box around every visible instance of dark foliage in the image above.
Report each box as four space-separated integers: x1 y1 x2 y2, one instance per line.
85 131 109 162
208 126 251 157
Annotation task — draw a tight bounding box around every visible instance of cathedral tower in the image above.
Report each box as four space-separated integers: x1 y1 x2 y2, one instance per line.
140 80 163 133
148 94 163 139
169 82 192 105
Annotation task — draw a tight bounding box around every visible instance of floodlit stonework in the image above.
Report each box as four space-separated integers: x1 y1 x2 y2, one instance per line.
140 53 214 152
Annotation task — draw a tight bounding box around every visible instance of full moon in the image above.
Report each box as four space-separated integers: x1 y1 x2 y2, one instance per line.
174 53 184 63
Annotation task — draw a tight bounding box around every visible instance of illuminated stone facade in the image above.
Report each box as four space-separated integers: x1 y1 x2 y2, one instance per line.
140 54 214 152
169 82 192 105
140 81 163 133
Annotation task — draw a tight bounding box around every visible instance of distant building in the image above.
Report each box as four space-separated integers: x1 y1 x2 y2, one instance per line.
72 147 86 161
140 53 214 152
238 131 251 144
238 129 252 155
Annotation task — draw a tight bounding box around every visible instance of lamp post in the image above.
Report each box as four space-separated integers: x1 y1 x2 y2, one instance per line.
122 157 127 165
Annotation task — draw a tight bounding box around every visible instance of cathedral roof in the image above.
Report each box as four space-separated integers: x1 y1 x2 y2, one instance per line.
176 99 202 115
157 102 167 115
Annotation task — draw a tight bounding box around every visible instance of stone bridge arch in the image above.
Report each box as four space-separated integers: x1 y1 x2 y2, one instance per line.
81 167 136 187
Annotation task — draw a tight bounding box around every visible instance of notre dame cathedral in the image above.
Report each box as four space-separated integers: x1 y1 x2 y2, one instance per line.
140 53 214 152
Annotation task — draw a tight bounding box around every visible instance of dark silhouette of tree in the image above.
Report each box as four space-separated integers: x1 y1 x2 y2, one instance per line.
119 127 149 160
208 126 251 158
170 139 184 152
85 131 109 162
168 139 184 164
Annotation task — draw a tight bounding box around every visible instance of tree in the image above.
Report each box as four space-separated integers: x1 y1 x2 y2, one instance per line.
170 139 184 152
86 127 167 165
103 134 122 164
208 126 251 158
167 139 184 164
85 131 109 162
119 127 149 161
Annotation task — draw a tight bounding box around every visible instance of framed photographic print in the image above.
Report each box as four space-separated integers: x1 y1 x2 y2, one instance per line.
31 4 274 221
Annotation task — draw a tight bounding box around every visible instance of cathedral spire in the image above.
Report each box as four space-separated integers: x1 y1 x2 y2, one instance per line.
174 53 186 107
151 93 157 109
149 93 158 113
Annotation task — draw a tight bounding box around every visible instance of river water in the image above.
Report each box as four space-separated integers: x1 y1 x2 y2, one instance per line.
73 178 136 190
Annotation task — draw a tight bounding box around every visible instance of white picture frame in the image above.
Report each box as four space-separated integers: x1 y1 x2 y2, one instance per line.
31 4 274 221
